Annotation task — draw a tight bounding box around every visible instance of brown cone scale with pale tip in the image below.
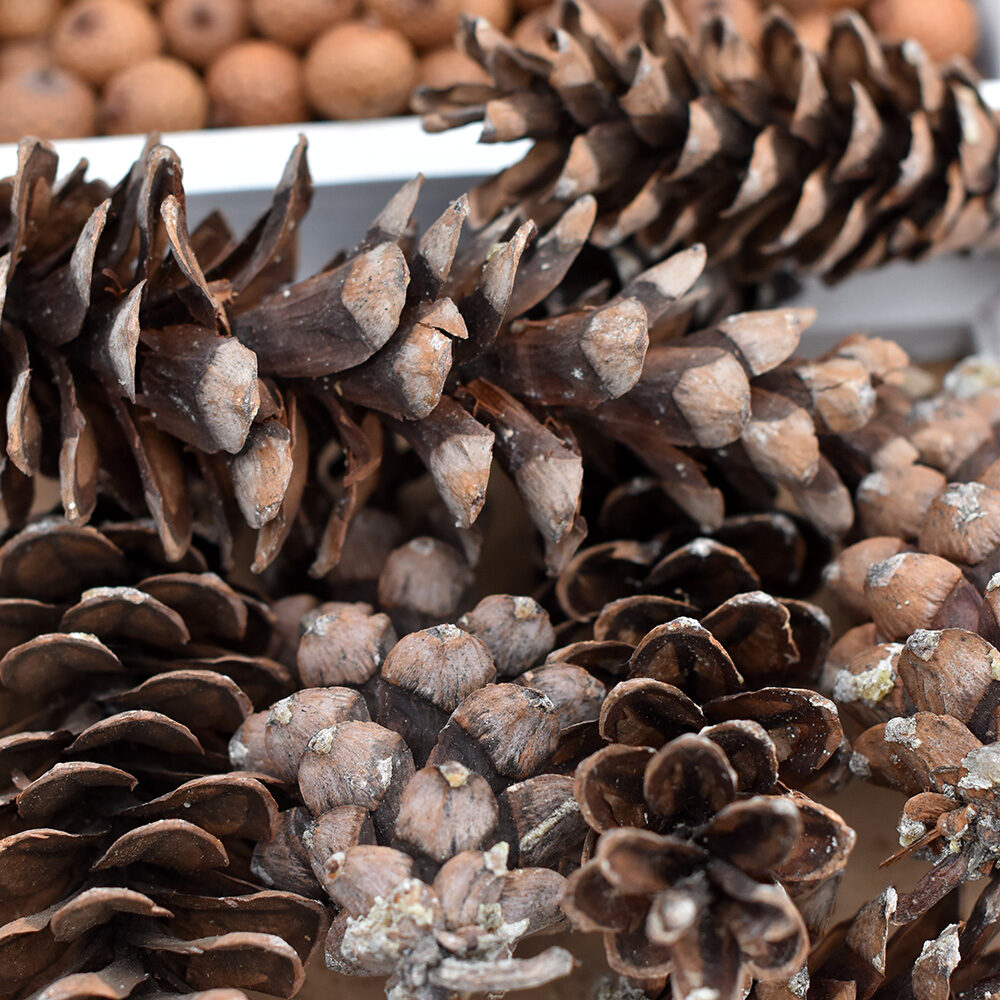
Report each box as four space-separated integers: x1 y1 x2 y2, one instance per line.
0 518 327 999
0 135 894 594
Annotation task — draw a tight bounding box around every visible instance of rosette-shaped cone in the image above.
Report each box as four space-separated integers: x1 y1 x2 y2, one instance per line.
416 0 1000 288
229 595 594 995
2 135 901 587
0 518 327 999
552 525 850 785
564 729 854 996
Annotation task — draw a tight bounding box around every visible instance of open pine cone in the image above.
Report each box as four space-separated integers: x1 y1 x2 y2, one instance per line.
416 0 1000 289
0 517 327 999
229 594 593 996
1 134 900 590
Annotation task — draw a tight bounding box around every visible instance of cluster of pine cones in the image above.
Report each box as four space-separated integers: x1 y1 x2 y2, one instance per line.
2 3 1000 1000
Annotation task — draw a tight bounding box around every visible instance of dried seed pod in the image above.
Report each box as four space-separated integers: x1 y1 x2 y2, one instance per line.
856 464 947 540
252 806 324 897
416 5 1000 291
304 805 376 890
427 683 561 790
0 519 325 998
2 133 891 582
377 624 496 765
824 536 911 620
264 686 370 781
896 628 1000 727
377 537 473 633
498 772 587 869
919 481 1000 569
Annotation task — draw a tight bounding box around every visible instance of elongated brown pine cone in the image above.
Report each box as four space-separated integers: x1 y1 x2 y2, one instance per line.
416 0 1000 289
0 517 327 999
229 593 588 996
1 134 900 592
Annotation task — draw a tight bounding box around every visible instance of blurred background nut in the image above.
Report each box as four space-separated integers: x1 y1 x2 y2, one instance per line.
0 0 61 40
207 38 306 126
160 0 248 68
53 0 161 85
101 55 208 134
0 65 96 140
250 0 356 50
303 24 417 120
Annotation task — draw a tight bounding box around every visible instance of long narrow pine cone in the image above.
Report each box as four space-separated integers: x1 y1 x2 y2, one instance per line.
0 517 327 999
415 0 1000 289
0 134 899 590
230 593 589 997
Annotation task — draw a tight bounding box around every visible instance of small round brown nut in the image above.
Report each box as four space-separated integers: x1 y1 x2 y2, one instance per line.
101 57 209 134
250 0 356 49
362 0 460 49
53 0 162 86
0 67 97 140
418 47 490 90
304 23 417 120
207 39 307 126
0 0 61 39
868 0 979 63
160 0 249 68
0 39 53 77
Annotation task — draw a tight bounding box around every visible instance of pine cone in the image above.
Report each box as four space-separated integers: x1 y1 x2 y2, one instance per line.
548 521 855 991
826 543 1000 926
229 595 590 994
1 134 898 590
564 731 853 994
415 1 1000 288
0 517 327 999
807 878 1000 1000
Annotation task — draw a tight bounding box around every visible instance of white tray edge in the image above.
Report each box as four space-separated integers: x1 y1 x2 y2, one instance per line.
0 76 996 197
